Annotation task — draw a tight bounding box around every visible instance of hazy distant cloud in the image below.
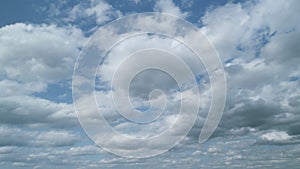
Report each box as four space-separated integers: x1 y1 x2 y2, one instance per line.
0 126 79 147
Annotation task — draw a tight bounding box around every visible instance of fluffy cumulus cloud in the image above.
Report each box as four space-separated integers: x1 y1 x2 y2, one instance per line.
0 17 87 168
154 0 189 18
0 23 83 83
0 96 76 127
0 0 300 168
0 22 84 124
199 0 300 138
256 131 296 145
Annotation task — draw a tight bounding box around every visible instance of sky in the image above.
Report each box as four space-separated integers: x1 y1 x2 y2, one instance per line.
0 0 300 168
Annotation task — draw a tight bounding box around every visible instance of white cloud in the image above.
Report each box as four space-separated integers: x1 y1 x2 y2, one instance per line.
86 0 121 24
0 80 46 97
154 0 188 18
0 22 85 132
34 131 79 147
199 0 300 137
68 0 122 25
0 126 79 147
207 147 219 153
0 96 76 127
0 0 300 167
0 146 16 154
71 13 220 156
256 131 297 145
0 23 84 83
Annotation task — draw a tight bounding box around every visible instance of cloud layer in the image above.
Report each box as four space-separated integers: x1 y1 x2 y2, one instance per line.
0 0 299 168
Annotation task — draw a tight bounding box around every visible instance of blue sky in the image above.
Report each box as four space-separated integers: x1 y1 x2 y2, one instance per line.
0 0 300 168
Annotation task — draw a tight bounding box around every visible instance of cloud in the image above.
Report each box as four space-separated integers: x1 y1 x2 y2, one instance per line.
0 22 85 168
85 0 121 24
256 131 300 145
70 0 300 158
34 131 79 147
0 22 84 129
0 23 84 83
71 13 220 157
0 0 300 168
0 95 76 128
198 0 300 138
68 0 122 26
0 146 16 154
0 80 46 97
0 125 79 147
154 0 189 18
